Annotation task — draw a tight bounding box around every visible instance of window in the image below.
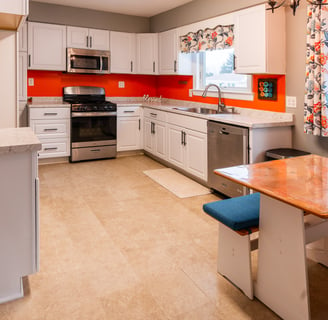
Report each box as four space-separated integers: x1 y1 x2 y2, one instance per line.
185 48 252 98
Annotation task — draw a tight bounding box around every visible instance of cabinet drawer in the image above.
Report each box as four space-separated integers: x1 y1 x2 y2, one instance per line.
30 119 70 139
29 107 70 120
38 138 70 158
167 112 207 133
143 108 166 122
117 105 141 116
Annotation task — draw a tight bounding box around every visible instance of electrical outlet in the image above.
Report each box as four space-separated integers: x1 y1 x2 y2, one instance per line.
286 96 297 108
28 78 34 86
118 81 125 88
189 89 193 97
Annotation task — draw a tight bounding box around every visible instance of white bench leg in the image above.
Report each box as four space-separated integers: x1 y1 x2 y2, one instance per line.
217 223 253 299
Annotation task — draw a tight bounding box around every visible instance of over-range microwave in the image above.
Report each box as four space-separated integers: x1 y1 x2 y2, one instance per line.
67 47 110 74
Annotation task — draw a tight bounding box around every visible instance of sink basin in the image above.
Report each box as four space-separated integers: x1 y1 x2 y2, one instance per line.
173 107 236 115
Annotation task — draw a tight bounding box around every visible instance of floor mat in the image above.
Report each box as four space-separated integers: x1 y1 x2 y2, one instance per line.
143 168 210 198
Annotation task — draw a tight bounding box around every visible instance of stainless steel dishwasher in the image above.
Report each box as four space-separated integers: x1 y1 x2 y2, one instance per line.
208 121 249 197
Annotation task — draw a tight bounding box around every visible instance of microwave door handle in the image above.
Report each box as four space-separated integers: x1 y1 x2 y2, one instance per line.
100 56 103 71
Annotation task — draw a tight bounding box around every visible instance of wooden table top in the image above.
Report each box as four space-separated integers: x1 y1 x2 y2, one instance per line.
215 154 328 218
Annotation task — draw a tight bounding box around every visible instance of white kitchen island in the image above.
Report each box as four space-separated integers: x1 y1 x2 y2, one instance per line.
0 127 41 303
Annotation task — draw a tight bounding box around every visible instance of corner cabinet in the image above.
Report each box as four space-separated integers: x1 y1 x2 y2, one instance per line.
117 105 142 151
110 31 136 74
159 29 178 74
136 34 158 74
28 22 67 71
143 108 167 160
167 113 207 181
67 26 109 51
234 4 286 74
0 128 40 304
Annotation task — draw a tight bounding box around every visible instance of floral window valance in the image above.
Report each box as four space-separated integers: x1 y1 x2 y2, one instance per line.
180 24 234 53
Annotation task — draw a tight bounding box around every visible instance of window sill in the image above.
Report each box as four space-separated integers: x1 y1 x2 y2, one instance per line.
192 89 254 101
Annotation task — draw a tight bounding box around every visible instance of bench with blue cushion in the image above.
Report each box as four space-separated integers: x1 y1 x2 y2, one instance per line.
202 193 260 299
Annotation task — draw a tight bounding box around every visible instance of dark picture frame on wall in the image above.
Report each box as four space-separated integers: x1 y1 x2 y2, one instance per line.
257 78 277 101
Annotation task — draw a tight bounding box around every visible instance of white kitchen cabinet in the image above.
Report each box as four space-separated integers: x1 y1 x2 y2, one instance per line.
110 31 136 74
0 128 40 304
136 33 158 74
18 21 27 52
117 105 142 151
167 113 207 181
18 52 27 101
143 108 167 159
28 22 67 71
0 0 28 15
67 26 109 51
234 4 286 74
159 29 178 74
29 107 70 158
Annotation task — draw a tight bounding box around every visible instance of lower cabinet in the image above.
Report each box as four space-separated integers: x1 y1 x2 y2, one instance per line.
144 117 167 160
117 105 142 151
0 142 39 303
167 123 207 181
29 107 70 159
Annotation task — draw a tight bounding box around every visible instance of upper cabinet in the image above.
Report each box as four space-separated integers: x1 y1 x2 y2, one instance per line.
28 22 67 71
0 0 28 30
136 33 158 75
234 4 286 74
159 29 178 75
67 26 109 51
110 31 136 74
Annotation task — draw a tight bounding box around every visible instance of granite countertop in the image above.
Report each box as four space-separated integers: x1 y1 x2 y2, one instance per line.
27 97 294 129
0 127 42 155
114 99 294 129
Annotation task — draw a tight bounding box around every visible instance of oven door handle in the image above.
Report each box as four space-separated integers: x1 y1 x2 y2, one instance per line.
71 112 117 117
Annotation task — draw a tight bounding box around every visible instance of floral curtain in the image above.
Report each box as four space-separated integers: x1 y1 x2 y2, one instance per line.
180 24 234 53
304 4 328 136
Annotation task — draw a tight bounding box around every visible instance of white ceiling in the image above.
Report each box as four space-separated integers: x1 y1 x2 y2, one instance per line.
32 0 194 17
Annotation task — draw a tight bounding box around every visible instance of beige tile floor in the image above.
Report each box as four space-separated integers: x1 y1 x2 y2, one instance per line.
0 155 327 319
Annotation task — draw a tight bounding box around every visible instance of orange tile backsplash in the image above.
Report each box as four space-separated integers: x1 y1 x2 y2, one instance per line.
27 71 285 112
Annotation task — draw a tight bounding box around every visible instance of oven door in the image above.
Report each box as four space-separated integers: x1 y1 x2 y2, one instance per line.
71 112 116 147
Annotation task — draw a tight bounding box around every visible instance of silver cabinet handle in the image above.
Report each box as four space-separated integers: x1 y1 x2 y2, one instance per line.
174 60 177 73
44 112 58 116
150 113 157 117
153 61 155 73
181 131 184 145
28 54 31 67
91 149 101 152
124 110 135 113
43 128 58 132
139 119 141 130
44 147 58 151
90 36 92 48
86 36 89 48
131 61 133 73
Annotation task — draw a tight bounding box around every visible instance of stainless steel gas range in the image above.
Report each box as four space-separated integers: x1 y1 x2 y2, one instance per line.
63 86 117 162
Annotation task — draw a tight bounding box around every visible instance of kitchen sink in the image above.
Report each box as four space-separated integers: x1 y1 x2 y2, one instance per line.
173 107 236 115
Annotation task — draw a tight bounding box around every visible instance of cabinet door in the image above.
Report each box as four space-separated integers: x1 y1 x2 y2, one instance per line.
167 124 184 168
89 28 109 50
143 118 154 153
136 33 158 74
153 120 166 159
110 31 136 73
159 29 177 74
67 26 89 49
184 129 207 181
18 52 27 101
18 21 27 51
0 0 28 15
234 4 285 74
117 117 141 151
28 22 67 71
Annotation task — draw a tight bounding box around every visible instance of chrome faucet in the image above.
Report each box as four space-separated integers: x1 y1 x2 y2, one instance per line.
202 84 226 113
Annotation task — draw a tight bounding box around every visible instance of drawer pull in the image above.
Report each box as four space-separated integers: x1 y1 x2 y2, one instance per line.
43 128 58 132
91 149 101 152
150 113 157 117
44 112 58 116
44 147 58 151
124 110 135 113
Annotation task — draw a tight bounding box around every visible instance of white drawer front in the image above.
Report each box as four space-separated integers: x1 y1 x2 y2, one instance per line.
38 138 70 158
117 106 141 117
143 108 167 122
29 107 70 120
30 119 70 139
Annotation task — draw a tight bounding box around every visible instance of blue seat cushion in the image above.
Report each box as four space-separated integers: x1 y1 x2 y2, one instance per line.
203 193 260 231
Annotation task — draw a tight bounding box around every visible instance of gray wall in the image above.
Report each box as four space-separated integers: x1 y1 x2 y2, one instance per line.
29 1 150 33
